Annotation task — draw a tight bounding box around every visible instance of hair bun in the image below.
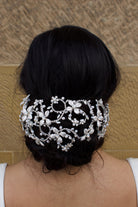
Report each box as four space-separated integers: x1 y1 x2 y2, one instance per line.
20 95 109 152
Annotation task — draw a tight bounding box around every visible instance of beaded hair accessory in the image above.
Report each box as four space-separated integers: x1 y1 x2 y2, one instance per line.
19 95 109 152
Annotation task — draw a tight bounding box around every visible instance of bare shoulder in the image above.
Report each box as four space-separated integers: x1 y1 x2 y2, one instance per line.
87 150 137 206
4 161 28 207
4 151 137 207
93 150 137 190
96 151 137 206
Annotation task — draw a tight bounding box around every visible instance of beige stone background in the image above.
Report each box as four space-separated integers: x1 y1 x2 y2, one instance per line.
0 0 138 164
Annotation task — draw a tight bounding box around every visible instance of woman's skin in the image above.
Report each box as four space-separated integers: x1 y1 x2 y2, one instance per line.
4 148 137 207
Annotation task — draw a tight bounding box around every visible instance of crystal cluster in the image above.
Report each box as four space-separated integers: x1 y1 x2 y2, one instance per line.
19 95 109 152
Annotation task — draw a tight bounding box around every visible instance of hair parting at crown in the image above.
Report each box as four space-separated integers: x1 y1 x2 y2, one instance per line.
19 25 121 174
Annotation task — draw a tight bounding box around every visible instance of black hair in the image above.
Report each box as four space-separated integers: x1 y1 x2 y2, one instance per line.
19 25 121 173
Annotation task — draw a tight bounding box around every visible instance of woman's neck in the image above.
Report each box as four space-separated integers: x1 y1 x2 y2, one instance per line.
21 148 106 181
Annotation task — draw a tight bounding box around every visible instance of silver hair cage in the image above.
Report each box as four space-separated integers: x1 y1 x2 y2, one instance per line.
19 95 109 152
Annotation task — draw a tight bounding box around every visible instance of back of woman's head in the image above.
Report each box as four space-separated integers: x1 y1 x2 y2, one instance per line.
20 25 120 173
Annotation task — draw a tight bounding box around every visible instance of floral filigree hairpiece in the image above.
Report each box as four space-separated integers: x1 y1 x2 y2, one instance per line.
19 95 109 152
